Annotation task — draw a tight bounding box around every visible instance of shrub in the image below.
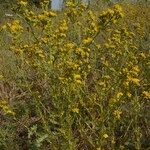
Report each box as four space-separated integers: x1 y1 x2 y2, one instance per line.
0 1 149 149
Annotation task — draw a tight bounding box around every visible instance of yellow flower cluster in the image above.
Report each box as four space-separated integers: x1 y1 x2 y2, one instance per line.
142 91 150 100
73 74 82 85
66 1 87 21
123 65 141 87
99 4 124 26
19 0 28 7
109 91 124 106
55 19 68 38
38 11 56 22
72 108 79 113
6 20 23 35
87 10 99 34
82 37 93 45
0 1 149 149
113 110 122 120
0 100 15 116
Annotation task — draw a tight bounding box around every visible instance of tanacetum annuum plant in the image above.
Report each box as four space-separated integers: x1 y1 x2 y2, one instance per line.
0 1 149 149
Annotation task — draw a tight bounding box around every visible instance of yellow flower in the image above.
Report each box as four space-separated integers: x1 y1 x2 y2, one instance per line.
66 43 75 49
19 1 28 6
0 100 15 116
0 75 4 80
103 134 109 139
38 53 45 59
76 80 82 85
83 37 93 45
127 92 132 98
117 92 123 99
133 66 140 72
74 74 81 80
128 77 140 86
113 110 122 120
59 20 68 33
8 20 23 34
38 14 47 21
114 4 122 12
114 4 124 18
72 108 79 114
142 91 150 99
41 37 48 44
73 74 83 85
48 11 57 17
88 10 96 20
66 1 76 7
98 81 106 87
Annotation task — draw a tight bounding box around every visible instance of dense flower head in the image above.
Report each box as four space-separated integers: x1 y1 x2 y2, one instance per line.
6 20 23 35
98 4 124 26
